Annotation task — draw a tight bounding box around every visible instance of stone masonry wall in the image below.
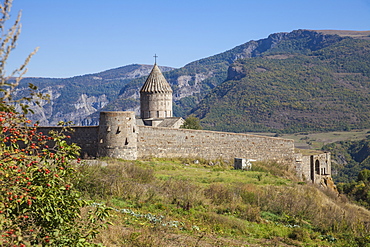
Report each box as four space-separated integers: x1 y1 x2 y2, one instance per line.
295 153 311 181
37 126 99 158
38 124 295 163
137 126 295 162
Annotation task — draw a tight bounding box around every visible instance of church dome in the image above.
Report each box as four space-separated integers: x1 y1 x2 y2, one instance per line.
140 64 173 93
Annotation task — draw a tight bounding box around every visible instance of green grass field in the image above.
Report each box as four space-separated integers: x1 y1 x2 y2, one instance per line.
76 158 370 246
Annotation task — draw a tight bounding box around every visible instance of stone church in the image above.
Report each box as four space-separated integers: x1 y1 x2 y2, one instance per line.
137 63 184 128
38 62 332 185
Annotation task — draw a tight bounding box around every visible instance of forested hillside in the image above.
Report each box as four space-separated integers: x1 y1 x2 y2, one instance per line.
104 29 348 118
14 29 370 132
322 136 370 210
323 137 370 183
191 35 370 133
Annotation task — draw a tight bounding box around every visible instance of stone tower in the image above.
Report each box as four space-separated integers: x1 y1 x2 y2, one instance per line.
140 63 173 119
97 111 137 160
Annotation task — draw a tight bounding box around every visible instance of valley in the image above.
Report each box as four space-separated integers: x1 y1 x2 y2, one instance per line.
16 30 369 135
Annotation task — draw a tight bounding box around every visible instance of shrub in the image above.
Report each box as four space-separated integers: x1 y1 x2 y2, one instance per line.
238 183 258 204
161 178 203 210
0 109 110 246
197 211 247 234
235 204 261 222
0 1 110 245
125 163 155 183
204 183 237 205
77 162 157 203
288 227 310 242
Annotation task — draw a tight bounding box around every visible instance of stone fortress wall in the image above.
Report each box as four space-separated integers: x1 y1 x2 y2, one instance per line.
37 126 99 157
38 112 334 186
38 110 332 186
138 125 294 162
38 111 294 163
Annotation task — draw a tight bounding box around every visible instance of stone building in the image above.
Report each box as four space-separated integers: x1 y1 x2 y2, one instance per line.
139 63 184 128
38 63 331 185
295 152 333 187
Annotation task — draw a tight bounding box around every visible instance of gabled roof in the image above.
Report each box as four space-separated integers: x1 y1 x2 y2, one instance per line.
140 64 173 93
157 117 184 128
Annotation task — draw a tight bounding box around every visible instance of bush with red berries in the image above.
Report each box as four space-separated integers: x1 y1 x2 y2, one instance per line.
0 1 110 245
0 111 110 246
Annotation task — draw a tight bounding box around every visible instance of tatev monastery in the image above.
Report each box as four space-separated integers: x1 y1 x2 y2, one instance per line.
38 62 332 186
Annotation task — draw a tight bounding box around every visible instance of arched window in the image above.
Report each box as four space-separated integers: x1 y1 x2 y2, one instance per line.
315 160 320 175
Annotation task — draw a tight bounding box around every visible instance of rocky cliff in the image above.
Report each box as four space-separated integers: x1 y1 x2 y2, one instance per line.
15 64 174 125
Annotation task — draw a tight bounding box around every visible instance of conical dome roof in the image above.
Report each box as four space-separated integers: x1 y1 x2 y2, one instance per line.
140 64 173 93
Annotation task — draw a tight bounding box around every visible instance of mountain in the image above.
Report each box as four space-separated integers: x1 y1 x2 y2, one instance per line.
15 29 370 133
101 30 320 117
14 64 174 125
189 30 370 133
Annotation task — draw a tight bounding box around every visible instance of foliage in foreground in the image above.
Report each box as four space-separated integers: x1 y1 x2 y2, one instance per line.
0 0 110 245
0 112 110 246
77 159 370 246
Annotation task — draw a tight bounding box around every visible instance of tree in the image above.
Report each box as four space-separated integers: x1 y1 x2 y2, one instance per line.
181 114 203 130
358 169 370 182
0 1 109 246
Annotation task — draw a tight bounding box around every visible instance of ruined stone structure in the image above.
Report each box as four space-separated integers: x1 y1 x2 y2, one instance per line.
37 63 331 184
295 152 333 186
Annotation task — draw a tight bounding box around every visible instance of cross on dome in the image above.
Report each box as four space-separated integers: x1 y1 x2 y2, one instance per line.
154 54 158 64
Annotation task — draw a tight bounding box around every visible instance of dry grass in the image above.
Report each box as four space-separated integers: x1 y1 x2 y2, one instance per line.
94 222 267 247
248 129 370 150
76 158 370 246
314 30 370 40
281 129 370 150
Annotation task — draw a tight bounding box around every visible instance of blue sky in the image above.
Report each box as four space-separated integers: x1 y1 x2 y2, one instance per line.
6 0 370 78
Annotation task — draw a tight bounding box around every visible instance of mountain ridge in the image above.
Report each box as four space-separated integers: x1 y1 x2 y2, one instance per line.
100 29 346 117
191 36 370 133
312 29 370 39
15 29 370 133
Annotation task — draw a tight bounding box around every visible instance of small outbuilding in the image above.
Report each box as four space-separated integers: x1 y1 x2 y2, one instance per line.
234 158 256 170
